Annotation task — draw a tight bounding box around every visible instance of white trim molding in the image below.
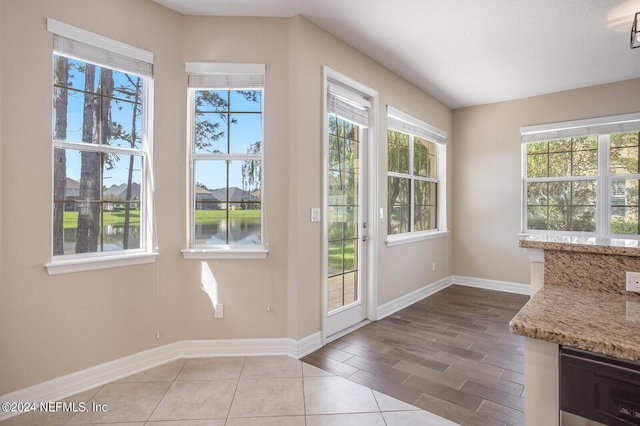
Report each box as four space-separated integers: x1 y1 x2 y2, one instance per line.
0 335 322 422
452 275 531 295
377 276 453 319
46 252 158 275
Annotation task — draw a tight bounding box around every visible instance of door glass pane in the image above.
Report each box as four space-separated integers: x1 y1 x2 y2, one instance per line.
328 114 360 313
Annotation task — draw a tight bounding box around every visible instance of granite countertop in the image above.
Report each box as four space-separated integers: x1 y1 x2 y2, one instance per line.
510 285 640 362
518 234 640 257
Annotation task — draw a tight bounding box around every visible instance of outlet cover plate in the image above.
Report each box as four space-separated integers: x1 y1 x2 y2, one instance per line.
626 271 640 293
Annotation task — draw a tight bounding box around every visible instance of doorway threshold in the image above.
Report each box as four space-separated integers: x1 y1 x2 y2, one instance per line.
325 319 371 344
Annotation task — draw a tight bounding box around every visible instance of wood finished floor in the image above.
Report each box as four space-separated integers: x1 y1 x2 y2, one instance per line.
302 285 530 426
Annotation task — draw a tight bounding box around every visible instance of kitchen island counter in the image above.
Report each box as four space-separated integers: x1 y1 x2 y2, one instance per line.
510 284 640 362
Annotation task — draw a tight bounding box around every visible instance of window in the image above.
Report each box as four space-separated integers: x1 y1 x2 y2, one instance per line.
46 19 155 274
183 63 266 259
386 106 447 245
521 113 640 238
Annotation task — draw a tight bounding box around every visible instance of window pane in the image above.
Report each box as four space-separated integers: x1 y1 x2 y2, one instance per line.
527 153 548 178
611 179 640 235
229 113 262 154
549 152 571 177
229 160 262 196
528 206 548 230
571 206 596 232
572 137 597 151
52 148 143 255
53 87 99 143
106 98 142 148
328 241 344 273
526 179 596 233
196 90 228 112
611 146 639 175
230 90 261 112
193 160 262 245
195 112 228 154
228 207 261 244
337 117 358 141
610 133 640 175
611 132 640 148
388 130 409 174
526 182 547 206
388 176 410 234
414 137 436 178
549 139 571 152
195 206 227 245
572 149 597 176
53 56 144 148
104 155 142 202
414 180 437 231
527 141 548 155
612 207 639 234
572 180 596 206
548 181 571 205
548 206 569 231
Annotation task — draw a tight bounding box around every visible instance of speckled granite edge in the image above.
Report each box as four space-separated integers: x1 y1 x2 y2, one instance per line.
509 285 640 362
518 238 640 257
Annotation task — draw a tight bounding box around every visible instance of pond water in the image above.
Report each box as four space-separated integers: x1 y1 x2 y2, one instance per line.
63 224 140 254
195 217 261 245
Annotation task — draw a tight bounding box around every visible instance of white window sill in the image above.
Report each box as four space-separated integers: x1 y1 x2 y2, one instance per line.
45 251 158 275
181 248 268 260
385 230 448 247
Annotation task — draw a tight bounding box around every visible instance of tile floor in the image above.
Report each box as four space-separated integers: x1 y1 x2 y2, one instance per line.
1 356 459 425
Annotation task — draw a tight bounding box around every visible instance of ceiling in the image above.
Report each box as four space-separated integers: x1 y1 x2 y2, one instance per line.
152 0 640 109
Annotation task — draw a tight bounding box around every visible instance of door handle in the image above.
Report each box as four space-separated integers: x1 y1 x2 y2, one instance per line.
362 235 369 242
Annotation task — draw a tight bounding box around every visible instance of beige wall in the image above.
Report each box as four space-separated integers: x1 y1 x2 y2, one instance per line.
0 0 185 394
452 79 640 285
179 16 292 341
0 2 453 394
0 0 5 394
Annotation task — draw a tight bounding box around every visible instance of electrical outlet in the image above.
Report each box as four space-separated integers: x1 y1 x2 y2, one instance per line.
214 304 224 318
626 272 640 293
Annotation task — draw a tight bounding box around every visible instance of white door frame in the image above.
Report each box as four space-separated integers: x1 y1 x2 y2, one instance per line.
321 66 378 343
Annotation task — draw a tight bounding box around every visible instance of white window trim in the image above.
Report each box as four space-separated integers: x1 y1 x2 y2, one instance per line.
521 113 640 239
46 20 156 274
46 251 158 275
386 229 448 247
183 63 268 259
181 248 267 260
385 107 447 246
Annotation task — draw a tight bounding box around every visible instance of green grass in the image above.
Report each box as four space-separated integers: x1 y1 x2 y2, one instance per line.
195 209 261 225
63 208 262 229
63 210 140 229
328 242 356 270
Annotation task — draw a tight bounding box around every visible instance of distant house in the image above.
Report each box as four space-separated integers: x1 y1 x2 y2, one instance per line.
64 178 80 211
195 185 219 210
102 182 141 211
209 187 260 210
104 182 141 201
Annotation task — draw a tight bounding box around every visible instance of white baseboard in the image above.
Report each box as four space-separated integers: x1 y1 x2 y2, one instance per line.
0 335 321 422
294 332 323 358
452 275 531 295
376 276 453 320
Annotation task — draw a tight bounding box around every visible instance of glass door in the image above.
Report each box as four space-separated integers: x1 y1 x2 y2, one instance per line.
325 113 367 338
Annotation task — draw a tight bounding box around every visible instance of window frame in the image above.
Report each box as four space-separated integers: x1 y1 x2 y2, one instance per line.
182 62 267 260
45 19 157 275
386 106 447 247
521 113 640 240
